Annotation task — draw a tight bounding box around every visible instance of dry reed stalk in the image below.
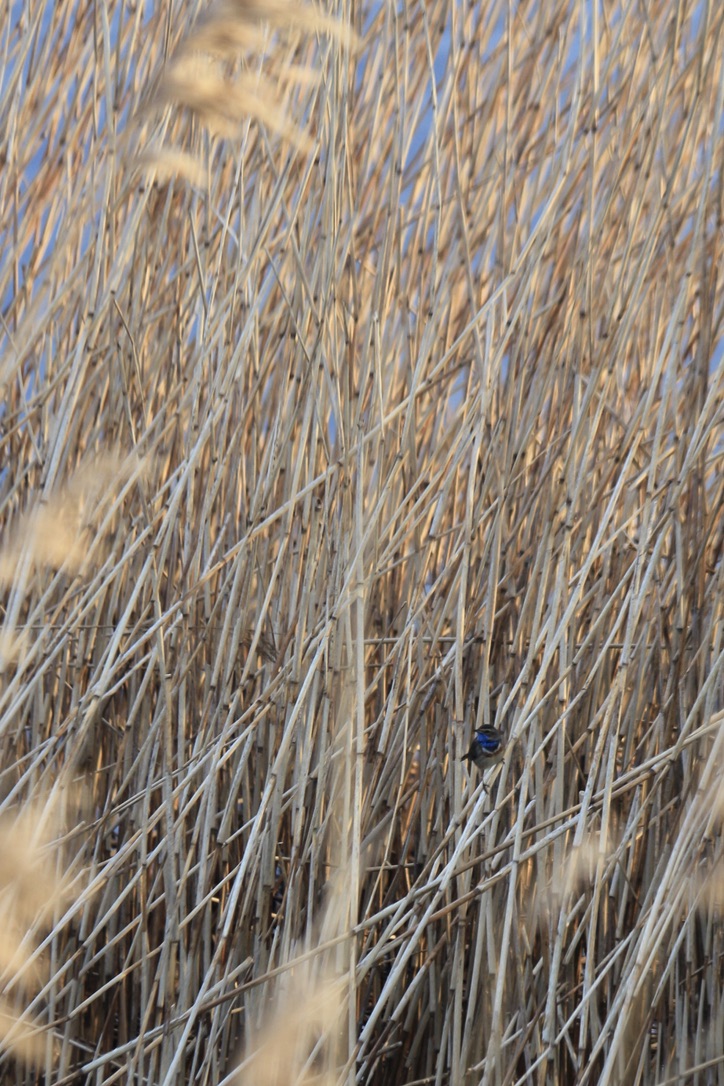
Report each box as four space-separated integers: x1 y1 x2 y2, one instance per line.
1 0 723 1083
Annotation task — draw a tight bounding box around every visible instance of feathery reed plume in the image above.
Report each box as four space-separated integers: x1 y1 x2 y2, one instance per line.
0 453 146 674
0 801 71 1068
140 0 355 168
0 454 142 587
235 892 348 1086
236 650 364 1086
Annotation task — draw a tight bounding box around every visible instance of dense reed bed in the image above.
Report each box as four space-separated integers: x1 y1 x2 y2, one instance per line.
1 0 723 1083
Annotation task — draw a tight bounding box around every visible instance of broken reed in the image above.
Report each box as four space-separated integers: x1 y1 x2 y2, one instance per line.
1 0 723 1083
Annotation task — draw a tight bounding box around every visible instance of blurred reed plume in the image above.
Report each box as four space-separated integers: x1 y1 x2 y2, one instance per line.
1 0 723 1082
140 0 355 164
0 454 143 587
0 799 73 1068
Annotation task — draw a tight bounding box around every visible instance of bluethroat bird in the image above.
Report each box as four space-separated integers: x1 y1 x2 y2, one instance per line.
462 724 506 772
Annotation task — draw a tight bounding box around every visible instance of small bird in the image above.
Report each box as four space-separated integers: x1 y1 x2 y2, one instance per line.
462 724 506 772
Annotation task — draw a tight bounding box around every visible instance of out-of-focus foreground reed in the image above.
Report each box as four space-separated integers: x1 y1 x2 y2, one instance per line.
1 0 723 1083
